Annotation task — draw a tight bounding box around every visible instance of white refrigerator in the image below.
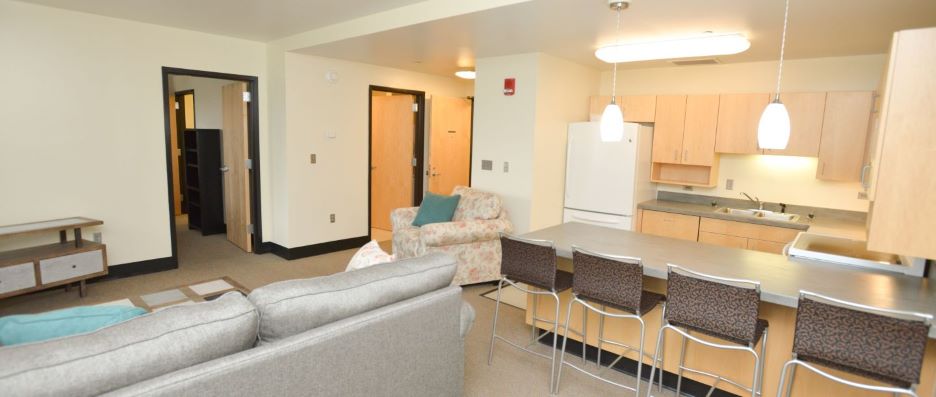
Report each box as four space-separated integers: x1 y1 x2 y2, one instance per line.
562 122 655 231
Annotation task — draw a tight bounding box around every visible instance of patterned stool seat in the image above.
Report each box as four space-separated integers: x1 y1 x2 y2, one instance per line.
580 290 665 317
669 318 769 347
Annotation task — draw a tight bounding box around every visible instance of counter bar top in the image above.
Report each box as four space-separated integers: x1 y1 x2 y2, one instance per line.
521 222 936 338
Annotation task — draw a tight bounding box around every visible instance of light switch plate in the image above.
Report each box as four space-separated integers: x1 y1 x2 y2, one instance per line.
330 214 335 223
481 160 493 171
310 154 316 164
726 179 734 190
503 162 510 173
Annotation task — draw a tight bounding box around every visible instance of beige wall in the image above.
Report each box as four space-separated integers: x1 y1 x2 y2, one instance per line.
280 53 472 248
0 0 269 266
600 54 886 212
170 76 239 130
471 53 598 233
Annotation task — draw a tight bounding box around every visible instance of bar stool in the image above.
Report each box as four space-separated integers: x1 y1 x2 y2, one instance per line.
487 233 574 392
776 291 933 397
645 264 769 397
553 246 666 396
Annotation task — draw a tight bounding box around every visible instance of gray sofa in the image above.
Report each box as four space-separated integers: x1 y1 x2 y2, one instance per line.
0 253 474 397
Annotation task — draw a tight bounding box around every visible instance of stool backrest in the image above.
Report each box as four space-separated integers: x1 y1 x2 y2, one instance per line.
665 264 761 344
499 234 558 290
571 247 643 314
793 291 932 386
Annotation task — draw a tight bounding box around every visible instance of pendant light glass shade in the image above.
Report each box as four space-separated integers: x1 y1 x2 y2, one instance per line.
757 100 791 149
600 103 625 142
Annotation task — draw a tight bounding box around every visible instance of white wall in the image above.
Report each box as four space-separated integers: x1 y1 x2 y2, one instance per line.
600 55 886 212
170 76 238 130
280 53 473 248
0 0 268 266
471 53 598 233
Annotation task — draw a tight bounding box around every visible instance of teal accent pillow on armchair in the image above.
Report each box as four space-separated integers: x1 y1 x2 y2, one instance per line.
412 193 461 227
0 305 147 346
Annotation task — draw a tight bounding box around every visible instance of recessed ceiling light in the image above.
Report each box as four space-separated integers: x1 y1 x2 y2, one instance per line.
455 70 476 80
595 33 750 63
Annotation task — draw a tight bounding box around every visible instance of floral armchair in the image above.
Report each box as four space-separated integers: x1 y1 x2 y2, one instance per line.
392 186 513 285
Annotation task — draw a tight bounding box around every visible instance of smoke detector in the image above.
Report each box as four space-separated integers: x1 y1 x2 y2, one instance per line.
608 0 631 11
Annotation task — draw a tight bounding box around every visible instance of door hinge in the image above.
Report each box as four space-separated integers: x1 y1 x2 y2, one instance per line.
412 158 418 167
412 103 418 112
245 159 253 170
242 92 251 102
247 224 255 234
174 102 180 110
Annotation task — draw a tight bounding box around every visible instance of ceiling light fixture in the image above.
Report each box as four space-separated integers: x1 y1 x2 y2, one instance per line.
455 70 476 79
758 0 791 150
599 0 629 142
595 32 750 63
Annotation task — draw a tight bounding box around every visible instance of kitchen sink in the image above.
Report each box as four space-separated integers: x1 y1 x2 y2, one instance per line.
713 207 801 222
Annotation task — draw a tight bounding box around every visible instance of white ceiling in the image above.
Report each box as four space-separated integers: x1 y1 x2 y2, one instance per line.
15 0 428 41
297 0 936 75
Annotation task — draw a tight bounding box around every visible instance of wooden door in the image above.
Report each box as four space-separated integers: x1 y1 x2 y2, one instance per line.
651 95 686 164
681 95 720 166
221 82 252 252
816 91 873 181
715 93 770 154
371 94 416 231
428 96 472 195
762 92 826 157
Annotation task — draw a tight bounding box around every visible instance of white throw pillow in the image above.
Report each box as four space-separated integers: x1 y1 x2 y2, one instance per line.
345 240 395 272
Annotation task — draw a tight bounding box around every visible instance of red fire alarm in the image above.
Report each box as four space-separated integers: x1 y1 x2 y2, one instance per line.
503 78 516 96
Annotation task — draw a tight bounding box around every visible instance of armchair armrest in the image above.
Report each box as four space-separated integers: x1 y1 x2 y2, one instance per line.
391 207 419 231
420 219 513 247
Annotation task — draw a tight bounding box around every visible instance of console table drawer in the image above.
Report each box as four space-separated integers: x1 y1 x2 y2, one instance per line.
39 249 105 284
0 263 37 294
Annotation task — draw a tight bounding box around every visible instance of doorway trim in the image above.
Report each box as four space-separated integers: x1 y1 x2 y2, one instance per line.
367 85 427 238
160 67 264 267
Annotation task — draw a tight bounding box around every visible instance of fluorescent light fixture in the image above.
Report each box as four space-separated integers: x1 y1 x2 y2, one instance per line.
454 70 476 79
595 33 750 63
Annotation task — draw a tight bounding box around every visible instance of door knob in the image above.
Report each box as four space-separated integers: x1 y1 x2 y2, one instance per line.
220 166 230 172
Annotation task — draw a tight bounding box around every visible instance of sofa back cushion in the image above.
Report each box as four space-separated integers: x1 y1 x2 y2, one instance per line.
0 292 259 397
248 252 457 343
452 186 502 221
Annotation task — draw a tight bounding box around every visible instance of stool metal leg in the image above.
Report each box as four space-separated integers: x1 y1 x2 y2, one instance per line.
756 328 768 397
656 303 666 393
596 307 605 367
582 305 588 367
554 298 578 395
487 278 505 365
676 332 688 396
531 289 539 344
549 292 562 394
645 324 668 397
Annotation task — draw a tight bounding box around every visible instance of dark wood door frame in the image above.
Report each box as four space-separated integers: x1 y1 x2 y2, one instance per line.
161 67 265 267
367 85 427 239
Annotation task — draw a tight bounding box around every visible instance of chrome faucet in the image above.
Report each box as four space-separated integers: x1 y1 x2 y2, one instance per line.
741 192 764 210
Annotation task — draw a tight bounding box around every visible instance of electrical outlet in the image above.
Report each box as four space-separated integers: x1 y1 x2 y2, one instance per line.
330 213 335 223
683 185 694 191
310 154 316 164
726 179 734 191
503 162 510 173
858 191 868 200
93 232 102 243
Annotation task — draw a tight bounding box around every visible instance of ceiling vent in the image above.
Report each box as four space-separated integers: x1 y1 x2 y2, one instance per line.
671 58 721 66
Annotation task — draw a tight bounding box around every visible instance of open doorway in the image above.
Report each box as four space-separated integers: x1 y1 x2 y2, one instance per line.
368 86 426 241
161 67 262 267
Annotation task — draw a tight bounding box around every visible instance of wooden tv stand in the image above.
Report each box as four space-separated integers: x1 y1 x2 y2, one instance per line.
0 217 108 299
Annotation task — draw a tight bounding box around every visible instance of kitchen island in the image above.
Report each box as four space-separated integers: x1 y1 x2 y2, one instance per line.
521 222 935 396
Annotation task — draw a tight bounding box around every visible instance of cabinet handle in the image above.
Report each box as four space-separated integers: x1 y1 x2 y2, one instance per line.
683 149 688 162
860 164 871 189
673 149 679 162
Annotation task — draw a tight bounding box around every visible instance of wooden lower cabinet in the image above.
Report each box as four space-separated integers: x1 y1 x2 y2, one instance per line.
747 239 788 254
639 210 700 241
698 231 748 249
527 275 936 397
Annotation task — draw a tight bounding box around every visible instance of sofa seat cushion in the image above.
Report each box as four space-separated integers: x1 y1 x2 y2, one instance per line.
0 292 259 397
452 186 502 221
0 305 146 346
249 252 457 343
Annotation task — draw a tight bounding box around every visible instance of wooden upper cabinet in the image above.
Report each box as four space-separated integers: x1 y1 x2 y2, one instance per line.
682 95 720 166
763 92 826 157
589 95 656 123
816 91 873 181
651 95 687 164
867 27 936 259
715 93 770 154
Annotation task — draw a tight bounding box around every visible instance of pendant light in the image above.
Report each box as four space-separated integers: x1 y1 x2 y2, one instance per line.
758 0 792 150
600 1 628 142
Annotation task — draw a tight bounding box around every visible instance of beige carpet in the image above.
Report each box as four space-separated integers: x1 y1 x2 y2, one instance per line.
0 216 673 396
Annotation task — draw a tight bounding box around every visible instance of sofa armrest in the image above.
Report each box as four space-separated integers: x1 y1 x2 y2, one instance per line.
420 219 513 247
391 207 419 231
459 301 475 339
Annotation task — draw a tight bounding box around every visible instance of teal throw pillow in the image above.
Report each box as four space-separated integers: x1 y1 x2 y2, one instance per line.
412 193 461 227
0 305 147 346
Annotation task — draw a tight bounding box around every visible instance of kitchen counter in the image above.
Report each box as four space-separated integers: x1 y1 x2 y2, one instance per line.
522 222 936 338
638 198 867 240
